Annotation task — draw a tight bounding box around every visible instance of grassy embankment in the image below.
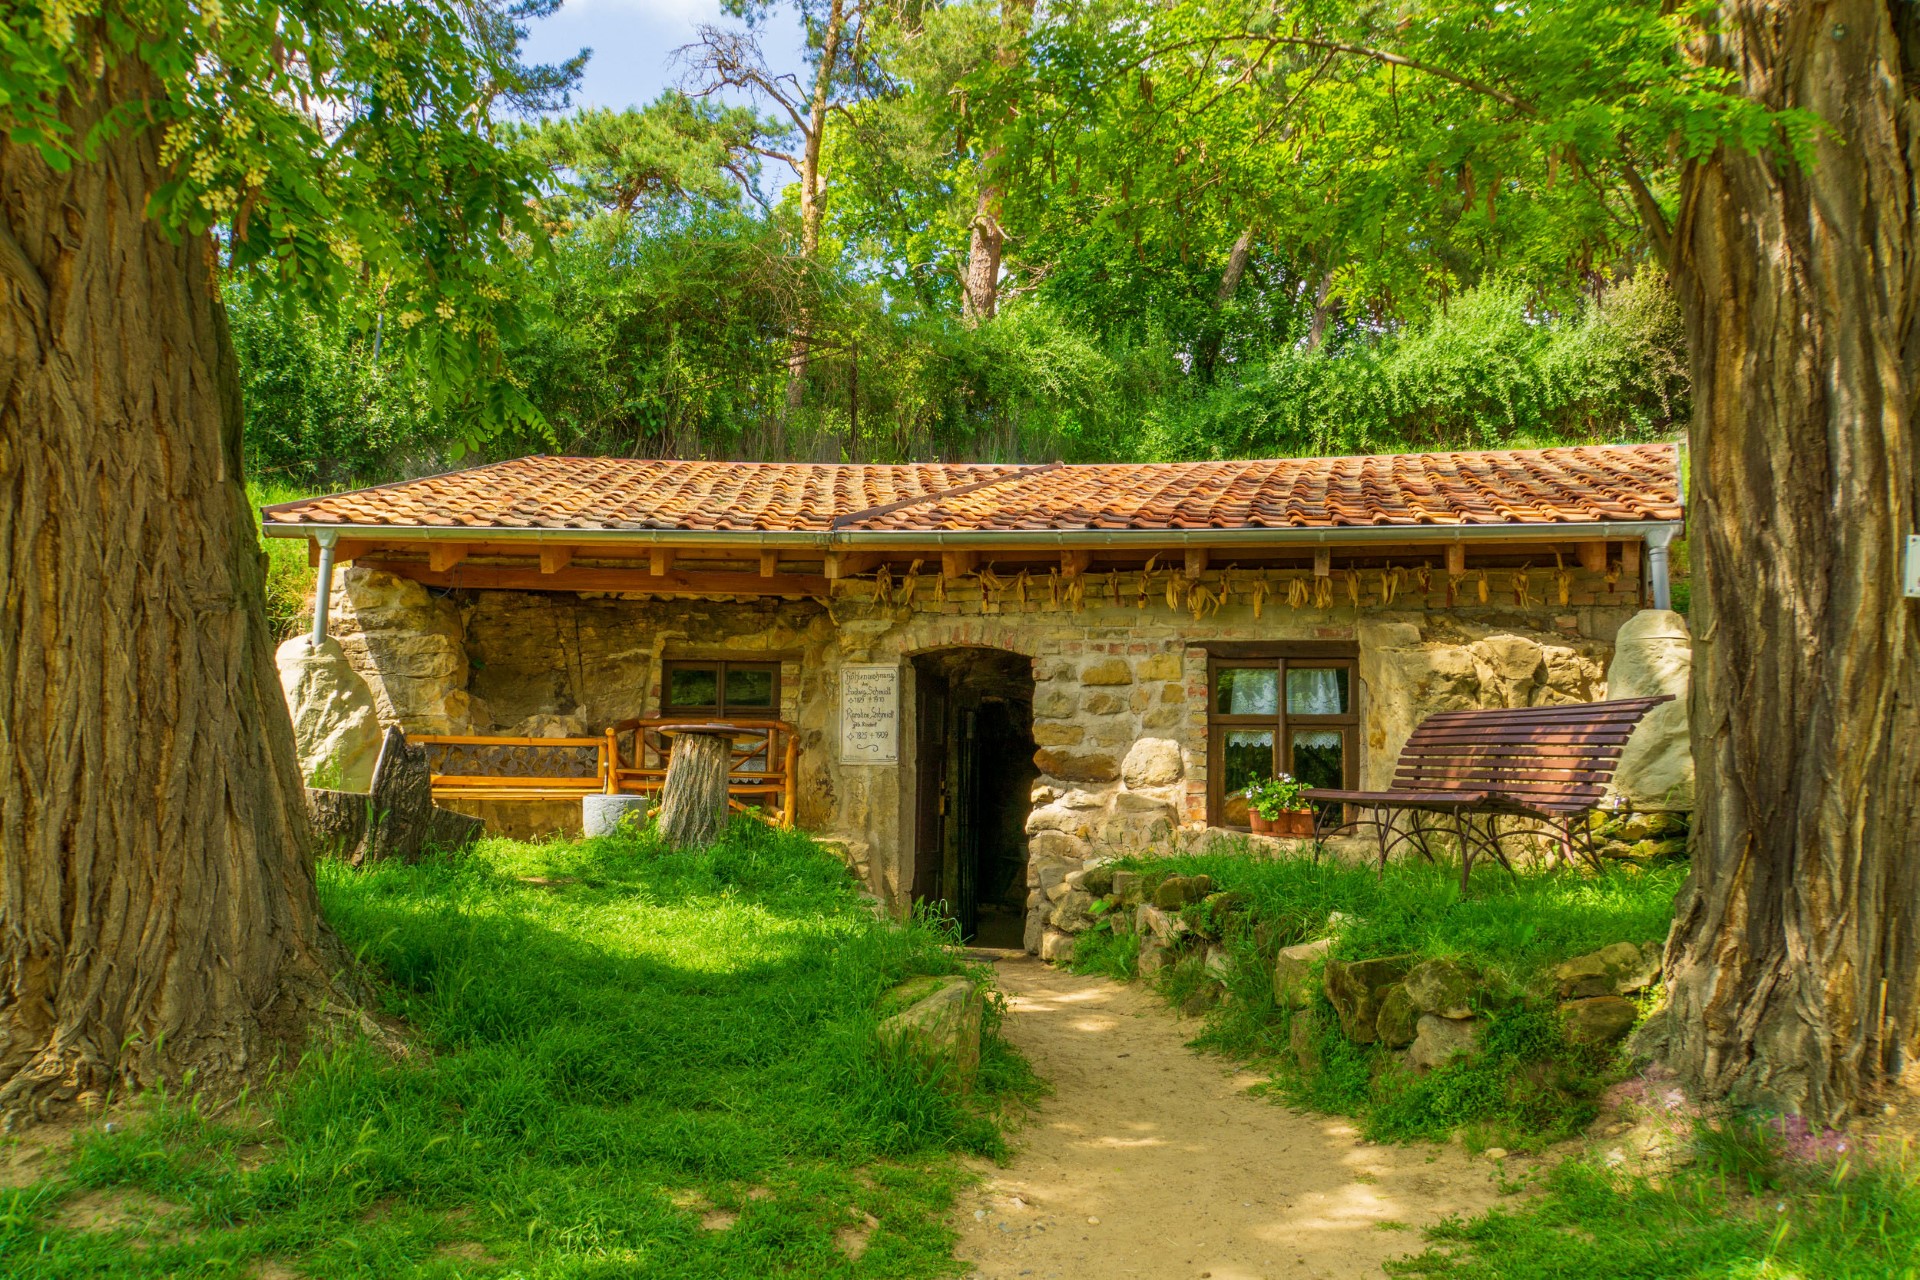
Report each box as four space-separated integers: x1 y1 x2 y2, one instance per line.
1072 847 1685 1148
4 823 1032 1278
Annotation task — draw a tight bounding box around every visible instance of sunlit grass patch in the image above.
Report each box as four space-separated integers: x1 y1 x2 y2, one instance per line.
8 821 1023 1278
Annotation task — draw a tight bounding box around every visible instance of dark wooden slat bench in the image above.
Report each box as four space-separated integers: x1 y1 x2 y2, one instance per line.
1304 695 1675 887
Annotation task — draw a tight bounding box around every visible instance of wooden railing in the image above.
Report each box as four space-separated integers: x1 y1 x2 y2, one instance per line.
408 716 797 827
604 718 798 829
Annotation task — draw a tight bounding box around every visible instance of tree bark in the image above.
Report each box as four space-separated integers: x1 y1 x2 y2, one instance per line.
1658 0 1920 1122
656 731 734 849
961 0 1037 326
0 63 340 1122
1195 224 1257 379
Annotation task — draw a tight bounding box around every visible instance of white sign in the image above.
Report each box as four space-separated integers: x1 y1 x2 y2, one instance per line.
840 664 900 763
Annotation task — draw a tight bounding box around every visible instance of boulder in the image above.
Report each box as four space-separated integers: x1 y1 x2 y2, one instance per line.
1561 995 1639 1046
1289 1006 1324 1074
1039 930 1078 963
1273 938 1331 1008
879 976 984 1089
1552 941 1661 998
1080 864 1116 896
1470 634 1547 707
1152 874 1211 909
1375 984 1420 1048
1121 738 1185 788
1048 889 1096 932
1138 933 1173 976
1408 1014 1484 1070
1029 830 1091 863
277 636 382 791
1135 904 1183 941
1023 906 1046 953
333 568 485 732
1403 957 1478 1019
1111 870 1142 903
1323 954 1416 1043
1605 610 1694 810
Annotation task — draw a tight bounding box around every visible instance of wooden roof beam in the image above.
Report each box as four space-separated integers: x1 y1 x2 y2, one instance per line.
1445 543 1466 576
942 550 979 579
1183 547 1208 580
540 545 574 575
429 543 470 573
1060 550 1091 579
1575 540 1608 574
826 551 883 580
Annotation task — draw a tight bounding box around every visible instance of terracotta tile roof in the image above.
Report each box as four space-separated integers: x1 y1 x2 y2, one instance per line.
262 444 1681 536
261 457 1027 532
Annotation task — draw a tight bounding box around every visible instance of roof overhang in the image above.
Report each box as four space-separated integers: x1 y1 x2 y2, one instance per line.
263 518 1683 550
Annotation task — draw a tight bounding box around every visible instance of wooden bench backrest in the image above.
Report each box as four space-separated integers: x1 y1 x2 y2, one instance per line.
1389 696 1675 807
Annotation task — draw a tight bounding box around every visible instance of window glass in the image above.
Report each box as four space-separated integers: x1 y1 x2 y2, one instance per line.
1286 667 1349 716
1221 729 1276 825
725 666 776 708
1214 666 1279 716
667 666 718 709
1291 729 1345 791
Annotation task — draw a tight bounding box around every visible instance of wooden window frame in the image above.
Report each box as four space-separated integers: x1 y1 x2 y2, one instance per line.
661 659 782 718
1206 648 1360 829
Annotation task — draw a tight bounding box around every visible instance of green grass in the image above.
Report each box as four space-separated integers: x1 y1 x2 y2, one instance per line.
1388 1145 1920 1278
2 821 1030 1277
1073 847 1687 1149
250 479 316 642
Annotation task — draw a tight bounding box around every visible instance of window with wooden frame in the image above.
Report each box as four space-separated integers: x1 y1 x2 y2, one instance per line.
661 660 781 717
1207 647 1359 827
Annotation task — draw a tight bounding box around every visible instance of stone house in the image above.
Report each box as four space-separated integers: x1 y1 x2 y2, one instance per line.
266 444 1685 952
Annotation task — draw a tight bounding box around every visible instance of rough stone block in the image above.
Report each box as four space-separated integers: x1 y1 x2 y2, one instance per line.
1121 738 1184 788
1561 995 1638 1046
1323 954 1416 1043
1375 984 1420 1048
1039 929 1078 963
1034 748 1121 783
1403 957 1478 1019
1080 658 1134 686
879 976 984 1090
1031 722 1087 747
1273 938 1331 1008
1138 653 1183 681
1408 1014 1484 1070
1084 691 1127 715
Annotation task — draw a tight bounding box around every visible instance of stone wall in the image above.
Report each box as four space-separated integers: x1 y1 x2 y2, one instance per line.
321 561 1645 948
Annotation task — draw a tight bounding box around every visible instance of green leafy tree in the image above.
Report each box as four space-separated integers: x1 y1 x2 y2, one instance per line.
0 0 549 1117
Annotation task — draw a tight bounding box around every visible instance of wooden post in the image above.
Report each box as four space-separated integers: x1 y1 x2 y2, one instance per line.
657 728 733 848
1445 543 1467 576
782 730 797 828
1313 546 1332 578
604 727 619 794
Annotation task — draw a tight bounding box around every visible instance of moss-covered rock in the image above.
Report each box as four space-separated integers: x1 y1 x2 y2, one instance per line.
1323 954 1416 1044
1375 984 1420 1047
1403 957 1479 1019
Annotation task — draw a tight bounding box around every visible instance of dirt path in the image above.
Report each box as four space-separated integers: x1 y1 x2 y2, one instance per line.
953 956 1512 1280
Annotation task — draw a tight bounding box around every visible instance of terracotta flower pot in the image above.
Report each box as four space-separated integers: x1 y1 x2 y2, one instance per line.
1275 809 1316 838
1248 810 1276 835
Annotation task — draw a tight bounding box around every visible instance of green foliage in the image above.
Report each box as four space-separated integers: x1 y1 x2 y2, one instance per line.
249 480 317 642
1077 847 1685 1148
4 822 1026 1277
1389 1150 1920 1279
3 0 551 439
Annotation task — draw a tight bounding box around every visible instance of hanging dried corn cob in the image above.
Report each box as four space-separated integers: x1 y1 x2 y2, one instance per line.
1250 578 1270 619
1511 565 1536 608
1068 576 1086 611
1287 574 1310 609
872 565 893 605
1551 552 1574 606
1313 575 1335 609
1474 570 1489 604
978 566 1006 608
1345 570 1361 608
1014 568 1031 608
896 560 924 606
1046 567 1061 609
1416 563 1433 596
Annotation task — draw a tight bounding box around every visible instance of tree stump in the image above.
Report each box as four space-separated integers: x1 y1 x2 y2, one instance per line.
656 728 733 849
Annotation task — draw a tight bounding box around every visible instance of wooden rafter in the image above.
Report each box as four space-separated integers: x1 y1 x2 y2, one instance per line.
359 558 829 599
540 545 574 575
428 543 470 573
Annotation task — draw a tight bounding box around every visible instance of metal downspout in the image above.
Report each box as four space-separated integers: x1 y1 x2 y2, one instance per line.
1644 526 1675 611
310 531 339 646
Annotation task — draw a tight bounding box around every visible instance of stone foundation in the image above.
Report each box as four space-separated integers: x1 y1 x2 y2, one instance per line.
318 562 1648 945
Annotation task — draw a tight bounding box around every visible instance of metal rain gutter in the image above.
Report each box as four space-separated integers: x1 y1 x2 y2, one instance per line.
261 518 1685 552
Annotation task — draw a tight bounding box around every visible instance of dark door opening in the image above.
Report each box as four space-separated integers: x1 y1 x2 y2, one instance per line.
911 649 1038 946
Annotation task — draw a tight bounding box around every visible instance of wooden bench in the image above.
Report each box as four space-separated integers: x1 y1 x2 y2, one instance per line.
1304 695 1675 887
408 717 797 827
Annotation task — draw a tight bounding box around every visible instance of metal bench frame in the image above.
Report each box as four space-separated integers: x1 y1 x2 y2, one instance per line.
1304 695 1674 888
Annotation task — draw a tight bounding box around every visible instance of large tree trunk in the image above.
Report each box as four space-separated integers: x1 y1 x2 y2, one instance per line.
1659 0 1920 1122
1195 225 1257 379
0 64 339 1122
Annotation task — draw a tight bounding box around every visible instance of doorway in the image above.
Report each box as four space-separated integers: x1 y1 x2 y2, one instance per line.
911 649 1038 946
